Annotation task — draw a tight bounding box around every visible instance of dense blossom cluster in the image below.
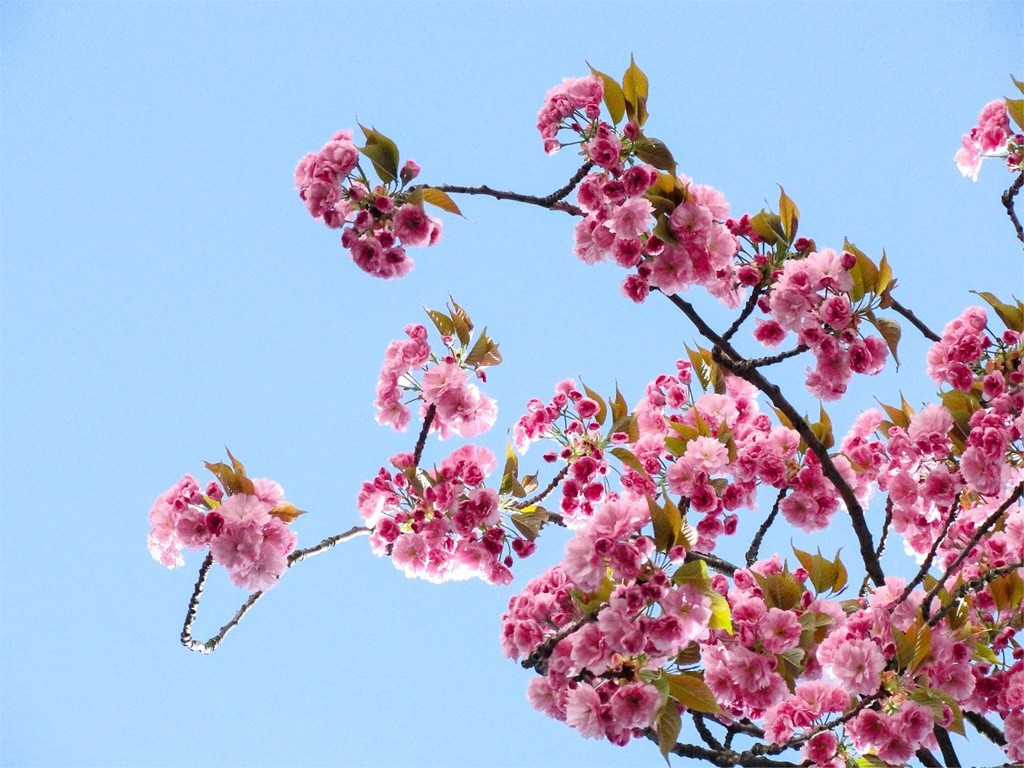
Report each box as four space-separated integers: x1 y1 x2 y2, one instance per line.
358 445 526 584
374 322 497 438
753 248 890 401
536 75 604 156
955 98 1023 181
147 472 298 591
295 129 441 278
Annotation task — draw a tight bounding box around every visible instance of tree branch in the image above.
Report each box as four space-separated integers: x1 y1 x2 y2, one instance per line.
745 487 786 566
964 711 1007 747
888 298 941 343
922 482 1024 619
181 525 371 653
424 182 584 216
1001 171 1024 244
660 290 885 587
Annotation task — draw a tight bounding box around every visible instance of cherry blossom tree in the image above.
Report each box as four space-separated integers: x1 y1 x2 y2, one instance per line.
149 60 1024 767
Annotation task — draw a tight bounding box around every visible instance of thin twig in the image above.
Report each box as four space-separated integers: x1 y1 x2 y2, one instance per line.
515 464 570 509
1001 171 1024 244
922 482 1024 619
745 488 786 566
927 559 1024 628
895 502 959 607
685 550 739 576
424 183 583 217
540 161 595 205
412 403 436 467
745 345 808 369
889 298 941 342
861 497 894 596
180 525 371 653
721 285 763 344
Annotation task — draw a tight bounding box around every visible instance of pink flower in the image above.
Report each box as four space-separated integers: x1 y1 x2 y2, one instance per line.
609 683 659 730
393 204 433 247
822 637 884 695
565 683 606 739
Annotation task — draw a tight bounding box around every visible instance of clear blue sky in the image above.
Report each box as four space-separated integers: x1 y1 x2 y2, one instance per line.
2 3 1021 767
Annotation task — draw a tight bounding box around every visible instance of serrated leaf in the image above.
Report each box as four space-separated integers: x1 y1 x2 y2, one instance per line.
910 688 964 736
876 250 893 295
581 382 608 426
672 559 709 587
832 552 848 592
664 437 688 457
674 641 702 667
664 671 721 714
622 55 650 127
1012 74 1024 97
778 186 799 243
464 329 503 369
911 620 932 672
708 590 732 634
587 63 626 125
425 307 455 337
655 699 681 764
419 187 463 216
792 546 838 594
358 124 400 185
449 299 473 346
844 239 877 304
876 397 911 431
510 507 550 541
610 385 628 425
971 290 1024 332
990 572 1024 612
815 404 834 450
269 501 306 524
866 310 902 367
648 494 681 553
749 211 783 245
500 443 519 495
633 137 676 172
753 571 803 611
1007 97 1024 132
610 446 649 480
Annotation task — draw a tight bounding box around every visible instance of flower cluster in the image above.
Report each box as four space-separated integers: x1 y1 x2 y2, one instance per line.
512 378 612 525
147 468 298 591
295 129 441 278
501 499 717 748
955 98 1023 181
536 75 604 155
752 248 889 400
358 445 529 584
374 322 497 439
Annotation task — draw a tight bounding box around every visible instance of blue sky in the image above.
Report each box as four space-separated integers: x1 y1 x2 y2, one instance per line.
2 3 1022 767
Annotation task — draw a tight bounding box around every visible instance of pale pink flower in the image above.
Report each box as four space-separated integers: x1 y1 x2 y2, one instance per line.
565 683 606 739
609 683 659 730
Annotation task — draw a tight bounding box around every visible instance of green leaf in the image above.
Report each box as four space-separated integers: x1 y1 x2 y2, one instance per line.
358 124 400 184
510 507 550 541
707 590 733 634
753 570 803 611
971 290 1024 332
464 329 503 369
648 494 681 553
581 382 608 426
633 137 676 172
449 299 473 346
911 688 964 736
865 309 902 367
1007 97 1024 133
610 447 650 480
621 55 650 126
425 307 455 337
664 671 721 714
778 186 799 243
749 211 784 245
844 239 877 304
500 443 519 495
654 699 681 764
792 546 839 594
876 249 893 296
587 63 625 124
671 559 709 588
1012 74 1024 97
990 572 1024 612
419 187 463 216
